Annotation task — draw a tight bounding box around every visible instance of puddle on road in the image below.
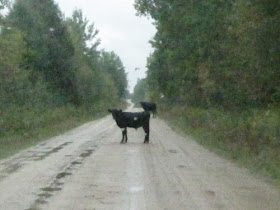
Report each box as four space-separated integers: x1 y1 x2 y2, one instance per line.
72 161 82 165
86 149 95 152
5 162 22 174
0 142 73 179
130 186 144 193
41 187 62 192
54 180 64 186
56 172 72 179
79 149 95 158
26 147 96 209
30 142 73 161
59 142 73 147
168 149 178 154
27 198 49 210
205 190 216 197
38 192 52 198
0 162 24 180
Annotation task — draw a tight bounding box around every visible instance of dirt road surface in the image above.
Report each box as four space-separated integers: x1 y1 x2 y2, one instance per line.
0 105 280 210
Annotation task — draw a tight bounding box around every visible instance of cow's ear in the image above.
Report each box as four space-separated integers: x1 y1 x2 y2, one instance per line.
108 109 112 113
119 109 122 112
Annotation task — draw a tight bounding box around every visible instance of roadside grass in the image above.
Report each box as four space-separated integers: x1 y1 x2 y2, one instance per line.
0 101 127 160
160 104 280 186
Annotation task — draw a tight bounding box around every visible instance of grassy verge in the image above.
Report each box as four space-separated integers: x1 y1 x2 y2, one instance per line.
0 101 126 160
160 104 280 186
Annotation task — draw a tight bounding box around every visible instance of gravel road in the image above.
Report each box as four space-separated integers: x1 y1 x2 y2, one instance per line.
0 105 279 210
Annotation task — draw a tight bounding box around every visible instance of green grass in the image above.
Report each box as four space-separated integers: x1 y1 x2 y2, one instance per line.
160 104 280 186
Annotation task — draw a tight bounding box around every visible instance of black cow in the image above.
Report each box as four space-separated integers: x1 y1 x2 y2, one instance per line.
140 102 157 118
108 109 150 144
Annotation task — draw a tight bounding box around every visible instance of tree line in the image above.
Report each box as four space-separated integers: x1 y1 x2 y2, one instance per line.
0 0 127 142
134 0 279 109
133 0 280 180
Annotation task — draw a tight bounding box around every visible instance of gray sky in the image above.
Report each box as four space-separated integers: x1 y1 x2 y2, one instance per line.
55 0 156 93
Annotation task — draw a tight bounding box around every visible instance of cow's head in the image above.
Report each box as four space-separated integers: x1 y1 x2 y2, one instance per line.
108 109 122 120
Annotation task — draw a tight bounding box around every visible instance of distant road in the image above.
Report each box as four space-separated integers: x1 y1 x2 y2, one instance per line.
0 106 279 210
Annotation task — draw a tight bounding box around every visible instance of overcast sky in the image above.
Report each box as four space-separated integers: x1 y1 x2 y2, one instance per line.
54 0 156 93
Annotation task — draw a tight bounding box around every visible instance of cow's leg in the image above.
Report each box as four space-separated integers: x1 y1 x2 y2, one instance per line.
124 128 128 143
143 125 150 143
121 128 126 144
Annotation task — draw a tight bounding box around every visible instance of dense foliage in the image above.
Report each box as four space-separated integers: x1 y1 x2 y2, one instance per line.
131 78 148 105
134 0 280 109
133 0 280 181
0 0 127 155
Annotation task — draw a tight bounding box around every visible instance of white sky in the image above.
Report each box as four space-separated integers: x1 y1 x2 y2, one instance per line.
54 0 156 93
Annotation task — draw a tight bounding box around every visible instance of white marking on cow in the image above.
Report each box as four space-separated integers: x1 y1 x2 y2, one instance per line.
134 117 138 121
121 128 125 131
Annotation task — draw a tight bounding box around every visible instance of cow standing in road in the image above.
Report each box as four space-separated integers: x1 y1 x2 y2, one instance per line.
140 102 157 118
108 109 151 144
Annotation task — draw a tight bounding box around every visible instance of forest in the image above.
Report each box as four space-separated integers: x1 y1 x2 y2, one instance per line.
133 0 280 181
0 0 127 158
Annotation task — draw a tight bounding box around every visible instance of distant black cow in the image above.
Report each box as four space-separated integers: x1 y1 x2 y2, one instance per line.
108 109 150 144
140 102 157 118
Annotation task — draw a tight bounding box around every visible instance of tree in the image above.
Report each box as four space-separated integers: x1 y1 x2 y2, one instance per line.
8 0 79 105
134 0 280 108
131 78 148 104
66 9 100 60
65 9 100 105
66 9 127 106
99 51 128 98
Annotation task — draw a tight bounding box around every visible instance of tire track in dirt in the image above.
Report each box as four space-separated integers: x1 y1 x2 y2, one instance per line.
26 148 96 210
0 116 116 210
